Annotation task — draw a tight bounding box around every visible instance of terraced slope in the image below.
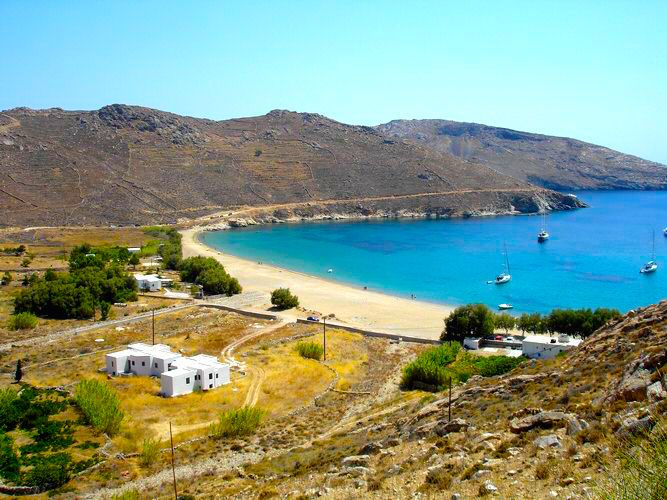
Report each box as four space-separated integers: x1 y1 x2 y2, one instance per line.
377 119 667 190
0 106 581 227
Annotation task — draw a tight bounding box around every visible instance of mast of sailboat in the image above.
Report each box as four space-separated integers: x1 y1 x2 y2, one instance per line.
504 242 510 275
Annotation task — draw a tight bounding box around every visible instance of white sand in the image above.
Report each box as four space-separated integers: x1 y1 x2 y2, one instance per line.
181 228 453 340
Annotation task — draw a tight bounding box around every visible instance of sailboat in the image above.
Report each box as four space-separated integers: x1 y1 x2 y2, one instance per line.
663 227 667 237
537 212 549 243
640 231 658 274
494 243 511 284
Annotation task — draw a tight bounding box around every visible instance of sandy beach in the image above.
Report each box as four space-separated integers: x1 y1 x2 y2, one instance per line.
181 228 453 340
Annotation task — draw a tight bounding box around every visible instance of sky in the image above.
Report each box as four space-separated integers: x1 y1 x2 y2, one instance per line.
1 1 666 163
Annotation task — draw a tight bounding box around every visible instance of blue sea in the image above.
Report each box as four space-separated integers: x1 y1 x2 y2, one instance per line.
201 191 667 314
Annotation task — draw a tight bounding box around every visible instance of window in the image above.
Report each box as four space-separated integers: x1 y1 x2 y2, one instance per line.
142 361 145 366
131 360 135 366
216 373 218 379
209 373 213 380
154 362 158 368
209 384 213 389
186 377 190 384
111 361 114 367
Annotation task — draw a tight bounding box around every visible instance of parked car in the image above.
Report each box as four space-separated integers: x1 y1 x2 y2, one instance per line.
505 336 515 341
307 316 320 322
495 335 503 341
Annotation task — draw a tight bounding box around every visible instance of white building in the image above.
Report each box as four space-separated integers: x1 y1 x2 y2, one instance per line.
128 247 141 254
134 273 162 292
105 343 230 397
521 334 582 359
463 337 481 350
161 354 230 397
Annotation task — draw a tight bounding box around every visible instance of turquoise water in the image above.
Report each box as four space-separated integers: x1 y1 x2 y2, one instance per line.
201 191 667 314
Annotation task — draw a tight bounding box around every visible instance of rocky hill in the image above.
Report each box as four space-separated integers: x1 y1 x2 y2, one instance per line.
0 106 583 227
187 300 666 498
377 119 667 190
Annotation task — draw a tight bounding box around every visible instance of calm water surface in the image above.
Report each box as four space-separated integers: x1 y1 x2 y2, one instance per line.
202 191 667 314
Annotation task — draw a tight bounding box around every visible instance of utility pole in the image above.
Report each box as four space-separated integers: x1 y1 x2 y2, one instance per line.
323 317 326 361
448 377 452 422
152 308 155 345
170 421 177 499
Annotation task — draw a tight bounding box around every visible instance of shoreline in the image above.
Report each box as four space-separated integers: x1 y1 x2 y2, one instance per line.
181 228 454 340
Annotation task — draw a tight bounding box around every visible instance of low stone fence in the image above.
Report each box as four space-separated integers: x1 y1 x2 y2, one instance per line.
295 319 441 345
198 303 279 321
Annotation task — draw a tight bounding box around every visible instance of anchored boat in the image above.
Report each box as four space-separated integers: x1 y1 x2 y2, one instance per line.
640 231 658 274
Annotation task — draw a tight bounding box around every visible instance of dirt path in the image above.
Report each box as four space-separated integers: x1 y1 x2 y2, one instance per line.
184 186 544 221
221 320 286 407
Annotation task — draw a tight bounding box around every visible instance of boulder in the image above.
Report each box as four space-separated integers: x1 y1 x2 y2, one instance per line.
384 437 402 447
616 368 652 402
534 434 562 449
616 416 655 439
509 411 574 433
341 455 370 467
339 466 373 478
472 469 492 480
647 381 667 403
481 481 498 494
359 442 383 455
566 418 589 436
435 418 469 436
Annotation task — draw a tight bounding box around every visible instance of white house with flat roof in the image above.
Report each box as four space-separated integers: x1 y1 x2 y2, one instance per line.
134 273 162 292
521 334 582 359
105 343 230 397
128 247 141 254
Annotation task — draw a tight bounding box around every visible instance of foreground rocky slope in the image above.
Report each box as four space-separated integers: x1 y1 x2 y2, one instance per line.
1 105 583 227
167 300 666 499
377 119 667 190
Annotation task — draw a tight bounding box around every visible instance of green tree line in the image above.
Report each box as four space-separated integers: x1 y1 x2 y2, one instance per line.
442 304 621 342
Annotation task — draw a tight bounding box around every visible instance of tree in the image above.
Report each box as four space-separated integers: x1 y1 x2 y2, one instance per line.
20 257 31 268
494 312 516 333
179 256 220 283
1 271 12 286
196 267 242 296
271 288 299 310
14 360 22 382
128 253 140 269
441 304 495 342
517 313 544 334
44 268 58 281
100 301 111 321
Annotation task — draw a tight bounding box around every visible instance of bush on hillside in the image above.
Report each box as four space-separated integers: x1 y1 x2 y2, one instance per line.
0 433 20 483
599 418 667 499
295 341 323 360
139 438 160 468
401 342 461 390
270 288 299 310
1 271 12 285
210 407 265 438
441 304 494 342
20 452 72 489
74 379 124 436
7 312 38 331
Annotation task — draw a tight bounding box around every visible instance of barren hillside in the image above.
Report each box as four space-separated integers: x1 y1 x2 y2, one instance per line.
0 106 582 227
377 119 667 190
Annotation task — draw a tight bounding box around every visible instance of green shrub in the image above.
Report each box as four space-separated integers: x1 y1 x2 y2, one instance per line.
0 433 20 483
21 452 72 490
7 312 38 330
139 438 160 468
270 288 299 310
598 418 667 499
210 407 265 438
1 271 12 285
74 379 124 436
295 341 323 360
400 342 461 391
472 355 524 377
